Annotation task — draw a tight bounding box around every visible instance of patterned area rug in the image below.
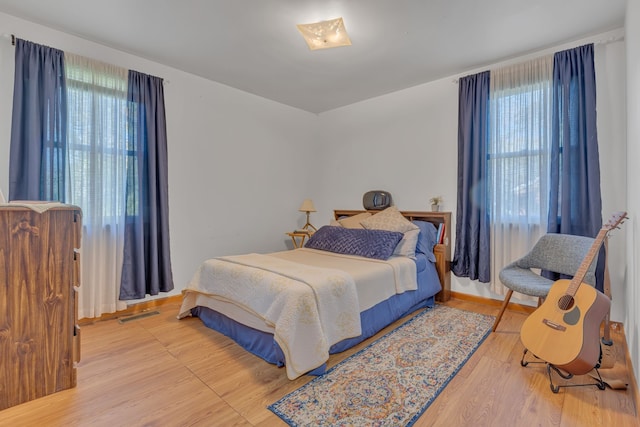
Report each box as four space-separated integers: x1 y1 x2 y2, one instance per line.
268 305 494 426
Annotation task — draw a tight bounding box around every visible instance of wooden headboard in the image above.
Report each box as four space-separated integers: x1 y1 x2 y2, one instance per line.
333 210 451 302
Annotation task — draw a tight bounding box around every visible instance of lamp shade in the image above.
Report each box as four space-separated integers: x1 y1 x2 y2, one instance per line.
299 199 316 213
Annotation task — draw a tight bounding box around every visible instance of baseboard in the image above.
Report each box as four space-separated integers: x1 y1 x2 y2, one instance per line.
451 290 636 409
79 294 183 326
450 291 536 314
450 292 627 331
618 323 640 416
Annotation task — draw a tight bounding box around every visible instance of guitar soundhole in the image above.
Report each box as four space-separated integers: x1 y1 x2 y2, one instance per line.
557 295 574 311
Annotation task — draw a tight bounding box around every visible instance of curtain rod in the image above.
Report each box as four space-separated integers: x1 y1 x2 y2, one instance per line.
595 35 625 45
2 33 15 45
451 35 626 84
1 33 170 84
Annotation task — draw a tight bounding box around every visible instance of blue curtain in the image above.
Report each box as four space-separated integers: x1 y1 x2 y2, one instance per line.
9 38 67 201
547 44 604 290
451 71 491 282
119 70 174 299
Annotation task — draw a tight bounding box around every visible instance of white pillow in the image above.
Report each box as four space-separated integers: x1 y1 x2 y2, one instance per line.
338 212 372 229
361 206 420 257
360 206 418 233
394 228 420 257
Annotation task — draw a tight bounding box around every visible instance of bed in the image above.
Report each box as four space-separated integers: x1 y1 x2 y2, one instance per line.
178 208 451 379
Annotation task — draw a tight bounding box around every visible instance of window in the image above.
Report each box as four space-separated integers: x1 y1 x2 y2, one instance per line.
10 40 172 317
487 56 553 294
64 53 129 318
453 45 601 292
488 87 550 224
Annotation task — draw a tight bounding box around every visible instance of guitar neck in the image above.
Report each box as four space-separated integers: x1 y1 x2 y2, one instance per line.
567 229 607 296
556 212 626 298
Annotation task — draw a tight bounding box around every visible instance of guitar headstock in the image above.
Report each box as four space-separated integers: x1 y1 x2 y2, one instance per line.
604 211 628 231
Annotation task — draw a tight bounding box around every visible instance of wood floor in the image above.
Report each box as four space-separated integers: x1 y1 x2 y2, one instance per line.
1 298 638 426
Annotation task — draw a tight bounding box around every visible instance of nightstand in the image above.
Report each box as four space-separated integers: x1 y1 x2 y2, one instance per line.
286 231 312 248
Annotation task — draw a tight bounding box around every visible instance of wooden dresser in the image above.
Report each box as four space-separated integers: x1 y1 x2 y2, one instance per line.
0 204 82 410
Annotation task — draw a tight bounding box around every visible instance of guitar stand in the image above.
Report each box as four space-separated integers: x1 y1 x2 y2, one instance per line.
520 348 606 393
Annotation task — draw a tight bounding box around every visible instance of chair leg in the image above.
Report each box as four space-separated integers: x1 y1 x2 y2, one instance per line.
492 289 513 332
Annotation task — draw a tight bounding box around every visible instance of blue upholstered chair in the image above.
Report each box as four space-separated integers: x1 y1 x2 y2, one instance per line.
491 233 598 332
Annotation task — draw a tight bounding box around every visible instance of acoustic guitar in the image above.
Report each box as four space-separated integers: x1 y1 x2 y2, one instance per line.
520 212 626 375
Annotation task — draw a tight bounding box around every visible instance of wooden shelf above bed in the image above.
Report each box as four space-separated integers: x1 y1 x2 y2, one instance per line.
334 209 451 302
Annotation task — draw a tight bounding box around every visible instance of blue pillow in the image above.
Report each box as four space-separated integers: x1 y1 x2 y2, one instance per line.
305 226 403 260
412 220 438 262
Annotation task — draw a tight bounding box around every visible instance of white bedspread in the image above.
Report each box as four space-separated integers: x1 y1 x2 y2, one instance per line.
178 249 418 379
272 248 418 310
178 252 361 379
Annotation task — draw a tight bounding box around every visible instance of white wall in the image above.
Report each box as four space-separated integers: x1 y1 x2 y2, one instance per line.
0 12 320 299
594 34 627 323
317 29 628 322
625 0 640 390
315 76 458 220
0 13 631 332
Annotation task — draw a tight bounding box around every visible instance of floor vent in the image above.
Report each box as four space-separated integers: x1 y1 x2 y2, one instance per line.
118 311 160 324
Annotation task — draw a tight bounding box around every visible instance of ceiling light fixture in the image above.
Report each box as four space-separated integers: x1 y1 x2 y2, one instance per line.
296 17 352 50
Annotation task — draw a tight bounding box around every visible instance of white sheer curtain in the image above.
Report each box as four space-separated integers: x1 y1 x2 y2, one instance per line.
65 53 128 318
488 56 553 296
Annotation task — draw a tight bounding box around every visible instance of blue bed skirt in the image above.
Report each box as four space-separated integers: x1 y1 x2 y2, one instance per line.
190 255 440 376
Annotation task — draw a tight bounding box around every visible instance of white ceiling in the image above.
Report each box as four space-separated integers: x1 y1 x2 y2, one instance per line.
0 0 626 113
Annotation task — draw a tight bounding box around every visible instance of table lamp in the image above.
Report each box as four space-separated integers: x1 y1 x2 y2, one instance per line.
299 199 317 232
